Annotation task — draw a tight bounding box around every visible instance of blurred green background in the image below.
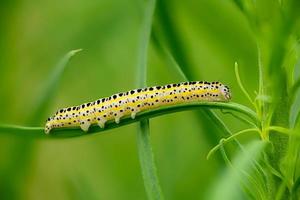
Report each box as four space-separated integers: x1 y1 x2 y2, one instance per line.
0 0 282 199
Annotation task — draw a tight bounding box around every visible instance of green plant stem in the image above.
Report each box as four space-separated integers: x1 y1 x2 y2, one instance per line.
207 128 260 160
153 6 245 156
0 124 44 132
221 110 257 127
152 30 248 163
219 141 233 167
234 62 255 106
256 42 265 123
137 120 163 200
135 0 163 199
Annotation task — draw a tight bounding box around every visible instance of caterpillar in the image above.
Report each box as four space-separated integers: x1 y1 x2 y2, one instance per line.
45 81 231 134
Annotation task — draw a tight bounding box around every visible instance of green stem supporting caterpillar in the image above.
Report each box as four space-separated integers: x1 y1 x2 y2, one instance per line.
45 81 231 134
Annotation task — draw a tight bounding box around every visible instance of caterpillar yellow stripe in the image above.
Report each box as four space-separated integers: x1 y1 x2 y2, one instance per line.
45 81 231 134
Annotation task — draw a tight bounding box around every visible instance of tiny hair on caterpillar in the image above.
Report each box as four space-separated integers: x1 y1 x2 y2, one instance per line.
45 81 231 134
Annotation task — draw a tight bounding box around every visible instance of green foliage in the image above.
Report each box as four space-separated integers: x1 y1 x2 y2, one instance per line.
29 49 82 124
0 101 258 138
0 0 300 199
136 0 163 199
0 49 80 199
208 141 267 200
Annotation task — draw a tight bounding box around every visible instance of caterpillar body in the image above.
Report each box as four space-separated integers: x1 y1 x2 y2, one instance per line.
45 81 231 134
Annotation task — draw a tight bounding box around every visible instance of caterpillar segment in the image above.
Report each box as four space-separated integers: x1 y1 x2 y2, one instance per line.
45 81 231 134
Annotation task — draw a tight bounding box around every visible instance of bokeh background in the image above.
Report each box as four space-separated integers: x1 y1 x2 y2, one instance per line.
0 0 275 199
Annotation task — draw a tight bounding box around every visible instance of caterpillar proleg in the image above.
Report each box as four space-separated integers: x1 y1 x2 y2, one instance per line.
45 81 231 134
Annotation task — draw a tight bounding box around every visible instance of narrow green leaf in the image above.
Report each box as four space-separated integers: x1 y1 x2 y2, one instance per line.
279 122 300 194
0 49 82 200
219 140 233 167
152 32 227 151
296 111 300 129
153 4 247 158
151 34 188 81
0 101 259 139
268 126 293 137
137 120 163 200
235 62 255 106
0 124 43 138
154 0 194 79
29 49 82 124
275 181 290 200
0 124 43 132
219 142 270 200
264 157 284 180
257 39 264 99
289 78 300 101
136 0 163 199
207 141 267 200
292 176 300 199
207 128 260 160
256 42 266 122
221 110 257 127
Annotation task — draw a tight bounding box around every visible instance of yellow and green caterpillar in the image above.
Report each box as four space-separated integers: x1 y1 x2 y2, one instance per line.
45 81 231 134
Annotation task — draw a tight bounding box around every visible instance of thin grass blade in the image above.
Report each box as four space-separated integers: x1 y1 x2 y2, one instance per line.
153 2 246 152
234 62 255 105
0 49 81 199
207 141 267 200
29 49 82 124
0 101 259 139
136 0 163 199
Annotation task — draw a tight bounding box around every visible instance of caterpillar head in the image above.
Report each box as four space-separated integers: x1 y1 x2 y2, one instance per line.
45 117 53 134
220 84 231 101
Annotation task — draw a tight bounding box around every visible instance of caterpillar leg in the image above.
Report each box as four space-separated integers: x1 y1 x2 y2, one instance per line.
96 117 107 128
114 111 125 124
131 112 136 119
130 106 141 119
115 117 120 124
98 121 105 128
80 120 90 132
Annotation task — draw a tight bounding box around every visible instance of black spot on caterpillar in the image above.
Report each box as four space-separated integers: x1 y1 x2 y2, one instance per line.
45 81 231 134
